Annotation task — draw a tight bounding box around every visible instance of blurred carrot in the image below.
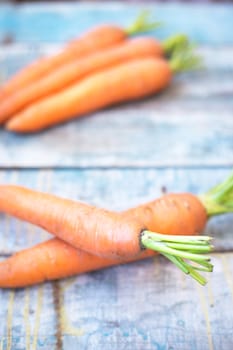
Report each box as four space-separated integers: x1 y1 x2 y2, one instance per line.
6 37 202 133
0 12 161 103
6 58 171 132
0 38 163 123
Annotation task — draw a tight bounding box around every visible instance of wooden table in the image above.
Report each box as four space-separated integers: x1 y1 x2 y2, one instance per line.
0 2 233 349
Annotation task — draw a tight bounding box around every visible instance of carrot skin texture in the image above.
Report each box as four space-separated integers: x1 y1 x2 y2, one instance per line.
6 58 172 133
0 38 163 122
0 25 127 102
125 193 207 235
0 187 207 288
0 185 144 259
0 239 155 288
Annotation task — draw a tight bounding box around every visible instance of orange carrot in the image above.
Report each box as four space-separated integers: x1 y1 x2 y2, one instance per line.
0 170 233 287
0 38 164 123
0 184 161 258
5 38 202 133
0 239 155 288
2 171 233 288
0 184 217 288
0 25 127 102
0 26 127 102
6 57 171 132
0 12 161 103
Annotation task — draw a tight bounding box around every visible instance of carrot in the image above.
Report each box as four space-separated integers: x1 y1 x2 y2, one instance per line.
6 58 171 132
0 239 155 288
1 172 233 287
0 12 160 103
0 38 164 123
0 175 225 288
0 33 188 123
0 26 124 102
6 39 202 133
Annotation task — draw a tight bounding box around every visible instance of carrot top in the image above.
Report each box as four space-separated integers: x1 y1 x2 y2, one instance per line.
162 33 190 57
199 171 233 216
125 10 162 35
166 34 203 73
141 232 213 285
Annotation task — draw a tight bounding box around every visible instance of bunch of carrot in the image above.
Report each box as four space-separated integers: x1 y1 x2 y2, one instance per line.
0 172 232 288
0 13 201 133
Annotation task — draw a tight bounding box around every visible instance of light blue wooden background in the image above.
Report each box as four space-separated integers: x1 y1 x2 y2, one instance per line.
0 2 233 350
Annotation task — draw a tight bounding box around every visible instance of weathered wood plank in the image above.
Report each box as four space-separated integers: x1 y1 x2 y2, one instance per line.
59 252 233 350
0 280 57 349
0 167 232 254
0 3 233 44
1 252 232 349
0 105 232 167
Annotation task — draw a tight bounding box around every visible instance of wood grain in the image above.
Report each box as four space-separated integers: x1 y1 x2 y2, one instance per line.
0 253 232 350
0 282 57 349
0 89 232 167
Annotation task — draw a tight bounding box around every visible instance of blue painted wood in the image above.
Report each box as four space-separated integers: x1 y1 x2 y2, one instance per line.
60 252 233 350
0 3 233 44
0 281 57 349
0 251 232 350
0 105 232 167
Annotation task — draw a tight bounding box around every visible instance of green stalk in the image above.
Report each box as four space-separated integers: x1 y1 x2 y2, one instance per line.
162 33 190 57
139 172 233 285
125 10 162 35
141 231 213 285
126 13 202 72
168 37 203 73
199 171 233 216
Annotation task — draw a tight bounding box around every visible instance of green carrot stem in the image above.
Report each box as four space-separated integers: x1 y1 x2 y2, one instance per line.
169 46 203 73
164 34 203 73
141 231 213 285
163 253 190 274
141 232 211 243
163 254 208 285
199 171 233 216
125 10 162 35
195 260 214 271
188 264 213 273
185 265 208 286
162 34 190 57
166 242 213 253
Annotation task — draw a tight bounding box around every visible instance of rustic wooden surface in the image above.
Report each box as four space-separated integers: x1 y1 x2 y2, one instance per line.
0 2 233 349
